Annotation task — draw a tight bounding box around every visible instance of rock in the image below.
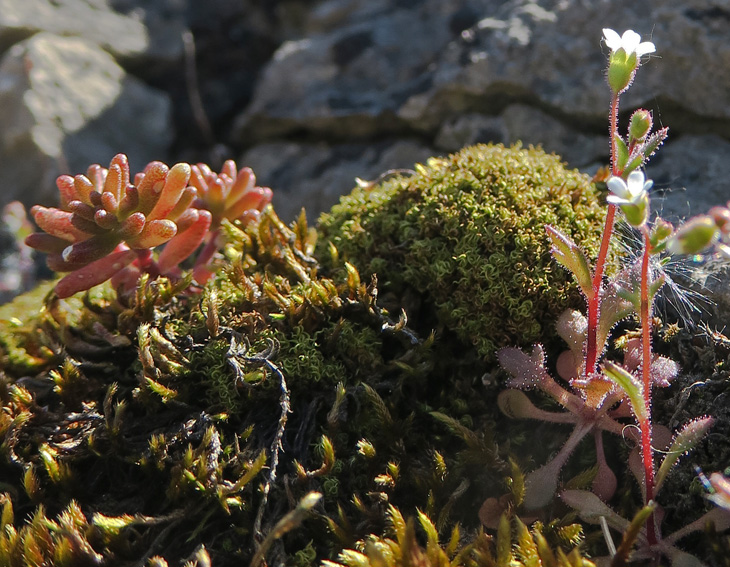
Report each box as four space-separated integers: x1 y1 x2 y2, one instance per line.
0 0 148 60
0 33 172 209
434 105 606 168
233 0 730 212
240 139 435 222
647 135 730 222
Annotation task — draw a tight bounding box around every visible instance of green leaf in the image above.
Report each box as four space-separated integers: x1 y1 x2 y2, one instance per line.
546 226 594 299
602 362 647 423
614 135 629 172
612 502 656 567
655 417 714 494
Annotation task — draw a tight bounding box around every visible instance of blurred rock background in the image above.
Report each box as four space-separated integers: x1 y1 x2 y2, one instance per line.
1 0 730 303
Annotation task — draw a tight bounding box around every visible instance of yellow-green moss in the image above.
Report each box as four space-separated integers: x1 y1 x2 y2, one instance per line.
318 144 611 362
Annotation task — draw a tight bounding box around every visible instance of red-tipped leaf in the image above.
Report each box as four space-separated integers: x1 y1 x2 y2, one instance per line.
31 206 89 242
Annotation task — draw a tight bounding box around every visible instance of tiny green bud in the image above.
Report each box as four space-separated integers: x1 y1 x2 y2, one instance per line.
629 109 652 142
649 217 674 252
667 215 720 255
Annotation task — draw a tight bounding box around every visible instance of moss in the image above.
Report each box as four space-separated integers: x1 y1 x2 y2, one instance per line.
2 146 725 566
317 144 611 362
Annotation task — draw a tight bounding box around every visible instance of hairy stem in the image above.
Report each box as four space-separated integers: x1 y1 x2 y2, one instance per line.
640 227 657 546
584 94 621 379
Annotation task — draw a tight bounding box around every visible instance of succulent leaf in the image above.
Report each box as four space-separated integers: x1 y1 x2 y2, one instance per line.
55 248 137 298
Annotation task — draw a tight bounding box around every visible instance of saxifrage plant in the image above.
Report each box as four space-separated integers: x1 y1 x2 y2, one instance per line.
495 27 730 566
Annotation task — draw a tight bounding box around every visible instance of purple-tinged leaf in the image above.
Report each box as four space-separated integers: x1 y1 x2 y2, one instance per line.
94 209 118 230
71 212 106 235
55 248 137 298
593 430 617 502
118 186 139 219
68 200 96 221
655 417 714 494
61 234 120 265
546 225 594 299
118 212 145 241
561 490 631 533
523 423 593 509
643 127 669 161
497 344 550 389
127 219 177 249
664 507 730 546
603 362 647 423
651 356 679 388
158 210 212 273
25 232 71 254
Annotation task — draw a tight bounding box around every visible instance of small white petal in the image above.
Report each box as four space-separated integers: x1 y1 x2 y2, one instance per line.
607 176 630 199
603 28 621 50
636 41 656 57
621 30 641 54
606 194 630 206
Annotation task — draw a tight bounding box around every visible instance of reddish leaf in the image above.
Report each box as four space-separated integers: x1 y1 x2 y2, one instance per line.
25 233 71 254
31 206 89 242
158 210 212 273
55 248 137 298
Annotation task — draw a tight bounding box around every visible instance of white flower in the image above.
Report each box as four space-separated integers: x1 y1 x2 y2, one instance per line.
606 171 652 207
603 28 655 58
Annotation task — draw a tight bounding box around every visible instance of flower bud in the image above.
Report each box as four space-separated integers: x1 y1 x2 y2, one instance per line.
649 217 673 251
629 109 652 142
667 215 719 255
708 205 730 232
607 51 638 94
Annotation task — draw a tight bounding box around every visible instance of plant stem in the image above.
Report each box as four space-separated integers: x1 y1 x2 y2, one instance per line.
584 94 621 379
639 227 657 546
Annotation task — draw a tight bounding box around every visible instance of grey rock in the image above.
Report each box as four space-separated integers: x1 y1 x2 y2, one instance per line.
240 139 436 222
232 0 730 233
0 0 148 60
0 33 172 209
647 135 730 222
434 105 605 168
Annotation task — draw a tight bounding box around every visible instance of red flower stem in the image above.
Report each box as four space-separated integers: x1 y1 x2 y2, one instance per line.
584 93 621 379
640 226 658 546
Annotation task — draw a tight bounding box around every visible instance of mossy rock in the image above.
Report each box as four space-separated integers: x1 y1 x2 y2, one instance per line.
317 143 610 363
